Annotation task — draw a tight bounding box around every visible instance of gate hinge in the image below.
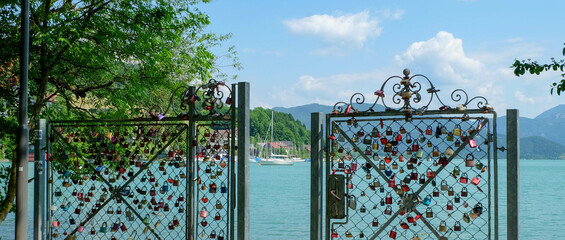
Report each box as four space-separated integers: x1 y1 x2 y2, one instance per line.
497 146 506 152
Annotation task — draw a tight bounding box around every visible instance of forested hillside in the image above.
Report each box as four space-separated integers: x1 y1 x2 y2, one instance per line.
250 108 310 145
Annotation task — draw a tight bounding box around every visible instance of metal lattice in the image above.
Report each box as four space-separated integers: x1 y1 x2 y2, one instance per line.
46 80 237 240
324 69 498 240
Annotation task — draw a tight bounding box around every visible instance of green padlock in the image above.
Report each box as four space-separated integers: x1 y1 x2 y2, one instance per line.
100 222 108 233
143 214 150 224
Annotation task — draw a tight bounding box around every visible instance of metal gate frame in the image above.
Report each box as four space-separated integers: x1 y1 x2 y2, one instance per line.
38 81 249 240
312 69 499 240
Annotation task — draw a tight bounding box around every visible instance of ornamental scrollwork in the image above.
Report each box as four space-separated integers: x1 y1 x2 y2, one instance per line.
331 69 493 117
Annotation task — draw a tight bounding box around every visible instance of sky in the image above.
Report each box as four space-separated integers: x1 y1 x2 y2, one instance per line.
202 0 565 118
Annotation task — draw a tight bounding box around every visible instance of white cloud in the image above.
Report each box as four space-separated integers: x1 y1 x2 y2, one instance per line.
514 91 535 104
395 31 483 85
381 9 405 20
283 10 381 48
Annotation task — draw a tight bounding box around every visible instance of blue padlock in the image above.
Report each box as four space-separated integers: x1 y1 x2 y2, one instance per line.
422 195 432 206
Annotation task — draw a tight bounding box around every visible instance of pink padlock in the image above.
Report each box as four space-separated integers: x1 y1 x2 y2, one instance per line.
469 139 477 148
200 207 207 218
77 225 84 232
471 176 481 185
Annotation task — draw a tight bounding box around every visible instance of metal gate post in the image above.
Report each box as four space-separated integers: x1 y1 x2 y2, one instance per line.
310 113 323 240
237 82 250 240
506 109 519 240
33 119 46 240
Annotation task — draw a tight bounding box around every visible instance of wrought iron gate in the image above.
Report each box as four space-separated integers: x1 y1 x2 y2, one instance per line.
321 69 498 240
45 80 243 240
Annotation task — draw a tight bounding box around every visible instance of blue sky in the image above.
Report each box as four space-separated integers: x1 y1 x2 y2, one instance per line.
203 0 565 118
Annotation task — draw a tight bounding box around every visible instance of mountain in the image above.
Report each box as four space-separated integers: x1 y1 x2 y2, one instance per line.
497 105 565 146
535 104 565 120
270 103 565 159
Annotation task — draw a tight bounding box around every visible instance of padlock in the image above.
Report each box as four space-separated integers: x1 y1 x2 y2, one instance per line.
448 186 454 196
366 173 372 180
403 175 411 184
215 212 221 220
360 204 367 213
90 227 96 235
345 230 353 238
423 195 432 206
380 198 385 206
201 219 208 227
400 221 409 229
407 214 415 223
384 155 392 164
379 160 385 170
427 140 432 148
473 202 483 214
439 220 447 232
471 175 481 185
425 126 433 135
454 221 462 231
116 207 122 215
384 206 392 215
351 160 358 171
388 178 395 188
453 124 461 136
432 187 440 197
439 154 449 166
347 180 353 189
55 187 62 197
455 139 461 147
410 169 418 180
385 167 393 177
111 222 120 232
419 174 425 184
392 161 398 169
446 200 454 210
469 139 477 148
447 132 454 141
440 180 448 191
432 146 439 157
372 217 379 227
200 207 207 218
161 182 169 193
69 218 76 225
453 166 461 176
99 222 108 233
426 207 433 218
461 187 468 197
386 126 393 136
460 173 468 184
426 168 435 178
363 136 372 145
120 222 127 232
386 192 392 204
454 193 461 203
465 154 475 167
462 213 470 223
389 227 397 239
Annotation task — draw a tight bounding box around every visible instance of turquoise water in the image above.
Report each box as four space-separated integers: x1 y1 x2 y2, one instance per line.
1 159 565 239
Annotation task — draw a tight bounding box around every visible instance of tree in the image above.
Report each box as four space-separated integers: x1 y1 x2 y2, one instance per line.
512 43 565 95
0 0 239 224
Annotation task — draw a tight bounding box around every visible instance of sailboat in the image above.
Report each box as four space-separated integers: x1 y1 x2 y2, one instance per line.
258 111 293 166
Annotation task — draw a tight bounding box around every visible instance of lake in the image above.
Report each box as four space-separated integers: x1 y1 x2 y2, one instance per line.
1 159 564 239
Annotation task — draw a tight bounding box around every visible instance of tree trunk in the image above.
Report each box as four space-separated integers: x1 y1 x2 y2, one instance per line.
0 153 18 223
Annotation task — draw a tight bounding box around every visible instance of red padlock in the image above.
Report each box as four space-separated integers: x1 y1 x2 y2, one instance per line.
389 227 397 239
400 222 409 229
386 193 392 204
471 176 481 185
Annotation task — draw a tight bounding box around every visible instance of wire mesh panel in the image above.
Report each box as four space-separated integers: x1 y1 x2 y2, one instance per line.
47 121 189 240
46 80 238 240
194 124 232 239
323 69 498 240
